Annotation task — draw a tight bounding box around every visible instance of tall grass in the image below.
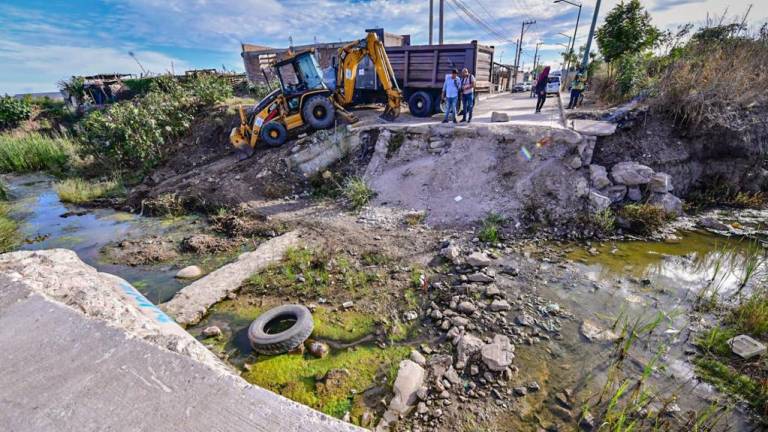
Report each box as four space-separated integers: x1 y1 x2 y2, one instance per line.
731 287 768 338
0 202 18 253
342 177 374 211
0 133 75 173
55 178 125 204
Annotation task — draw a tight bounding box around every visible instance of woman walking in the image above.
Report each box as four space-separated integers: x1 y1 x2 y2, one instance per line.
534 66 550 113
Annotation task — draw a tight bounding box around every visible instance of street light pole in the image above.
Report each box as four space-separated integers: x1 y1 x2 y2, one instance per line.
554 0 582 74
513 20 536 85
429 0 434 45
581 0 602 72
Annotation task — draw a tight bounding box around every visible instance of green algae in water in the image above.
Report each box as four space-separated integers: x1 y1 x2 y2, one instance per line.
567 231 760 285
242 345 409 418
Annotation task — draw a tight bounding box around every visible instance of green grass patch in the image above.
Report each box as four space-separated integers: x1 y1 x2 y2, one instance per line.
245 247 379 298
0 133 75 174
242 345 409 418
55 178 125 204
617 203 672 235
0 203 18 253
694 357 767 414
312 306 377 342
342 177 374 211
731 289 768 338
478 212 505 243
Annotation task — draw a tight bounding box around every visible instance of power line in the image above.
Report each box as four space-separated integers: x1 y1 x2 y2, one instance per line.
449 0 517 44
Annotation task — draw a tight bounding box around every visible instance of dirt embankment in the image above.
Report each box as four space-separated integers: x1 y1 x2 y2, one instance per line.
126 108 308 213
585 104 768 196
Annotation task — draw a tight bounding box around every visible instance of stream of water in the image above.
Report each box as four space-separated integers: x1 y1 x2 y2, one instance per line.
3 173 192 304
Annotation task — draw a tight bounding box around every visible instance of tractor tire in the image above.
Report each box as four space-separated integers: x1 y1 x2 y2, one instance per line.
408 91 433 117
302 96 335 130
260 121 288 147
248 304 314 355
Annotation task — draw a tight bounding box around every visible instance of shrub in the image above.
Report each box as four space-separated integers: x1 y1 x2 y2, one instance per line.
123 78 156 97
617 203 669 234
590 208 616 234
342 177 374 211
0 96 32 130
478 213 505 243
55 178 125 204
57 76 86 105
187 74 233 106
78 90 193 172
0 133 74 173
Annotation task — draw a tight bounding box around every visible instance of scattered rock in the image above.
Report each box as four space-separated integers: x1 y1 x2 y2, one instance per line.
515 313 535 327
580 320 619 342
727 334 767 359
457 301 477 314
384 360 425 418
579 412 596 431
404 310 419 321
466 252 491 267
627 186 642 202
513 387 527 396
588 191 611 211
175 265 203 279
410 350 427 366
610 161 654 186
491 112 509 122
649 172 673 193
485 285 501 297
480 334 515 371
602 184 627 203
697 217 729 231
467 272 494 283
201 326 222 337
307 341 329 358
489 299 511 312
342 301 354 309
649 192 683 216
443 367 462 385
589 164 611 189
456 333 484 368
440 245 461 263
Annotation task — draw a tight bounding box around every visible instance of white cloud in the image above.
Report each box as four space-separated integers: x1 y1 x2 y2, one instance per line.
0 40 190 94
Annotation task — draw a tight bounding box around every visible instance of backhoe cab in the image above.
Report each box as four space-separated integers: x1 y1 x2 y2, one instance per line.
230 32 401 155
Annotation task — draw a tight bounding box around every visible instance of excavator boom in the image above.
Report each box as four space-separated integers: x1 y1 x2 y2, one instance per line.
336 32 401 121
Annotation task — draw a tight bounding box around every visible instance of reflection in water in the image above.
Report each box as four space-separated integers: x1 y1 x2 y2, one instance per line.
3 174 190 303
568 231 767 297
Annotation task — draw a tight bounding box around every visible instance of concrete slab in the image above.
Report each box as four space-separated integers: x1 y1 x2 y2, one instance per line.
0 276 360 432
569 119 618 136
727 334 767 359
162 230 302 326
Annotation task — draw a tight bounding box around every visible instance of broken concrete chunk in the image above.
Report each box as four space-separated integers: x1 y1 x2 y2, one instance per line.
388 360 425 413
727 334 766 359
440 244 461 263
610 161 654 186
456 333 484 368
571 119 617 136
491 112 509 122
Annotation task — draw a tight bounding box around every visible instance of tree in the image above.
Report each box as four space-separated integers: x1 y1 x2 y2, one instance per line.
596 0 660 63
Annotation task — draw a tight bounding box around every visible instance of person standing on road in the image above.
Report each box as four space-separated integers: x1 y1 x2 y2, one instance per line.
567 73 586 109
534 66 550 113
441 68 461 124
460 68 475 123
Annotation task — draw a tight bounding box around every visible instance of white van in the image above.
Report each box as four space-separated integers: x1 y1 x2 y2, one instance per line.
546 76 561 94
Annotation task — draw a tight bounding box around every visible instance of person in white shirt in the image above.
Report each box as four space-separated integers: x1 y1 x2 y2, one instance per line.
441 68 461 123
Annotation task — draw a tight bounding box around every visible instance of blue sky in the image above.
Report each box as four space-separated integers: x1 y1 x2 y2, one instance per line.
1 0 765 94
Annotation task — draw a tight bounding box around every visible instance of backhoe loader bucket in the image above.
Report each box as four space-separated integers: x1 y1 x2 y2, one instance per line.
380 104 400 122
230 127 255 159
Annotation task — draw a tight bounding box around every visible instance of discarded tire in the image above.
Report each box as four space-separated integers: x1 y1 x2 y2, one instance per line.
248 304 314 355
408 91 433 117
302 96 335 130
260 121 288 147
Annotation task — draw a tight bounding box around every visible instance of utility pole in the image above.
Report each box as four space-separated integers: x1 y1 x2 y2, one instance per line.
439 0 444 44
581 0 601 72
429 0 434 45
513 20 535 85
554 0 582 76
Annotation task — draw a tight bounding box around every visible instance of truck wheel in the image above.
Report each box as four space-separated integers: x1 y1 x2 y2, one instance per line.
408 91 433 117
302 96 335 129
259 121 288 147
248 304 314 355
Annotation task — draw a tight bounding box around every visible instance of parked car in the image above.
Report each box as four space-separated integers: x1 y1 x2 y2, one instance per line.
512 81 532 93
546 76 561 94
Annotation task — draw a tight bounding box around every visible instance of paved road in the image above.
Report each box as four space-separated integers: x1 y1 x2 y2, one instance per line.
356 91 563 128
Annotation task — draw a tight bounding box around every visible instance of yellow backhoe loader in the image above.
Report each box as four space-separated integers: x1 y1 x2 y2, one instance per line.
230 31 401 156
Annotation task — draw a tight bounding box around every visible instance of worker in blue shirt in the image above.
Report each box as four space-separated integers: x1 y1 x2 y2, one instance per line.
441 68 461 124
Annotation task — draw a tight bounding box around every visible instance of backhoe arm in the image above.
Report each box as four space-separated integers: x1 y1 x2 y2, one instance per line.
336 32 402 121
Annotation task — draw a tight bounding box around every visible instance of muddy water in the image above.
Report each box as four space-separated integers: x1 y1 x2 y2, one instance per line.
512 230 764 430
3 174 195 303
